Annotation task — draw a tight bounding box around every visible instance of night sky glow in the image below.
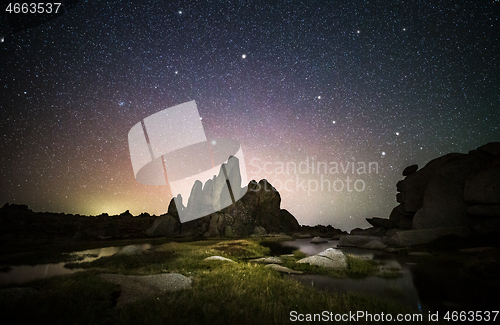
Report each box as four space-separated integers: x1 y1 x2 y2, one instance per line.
1 0 498 230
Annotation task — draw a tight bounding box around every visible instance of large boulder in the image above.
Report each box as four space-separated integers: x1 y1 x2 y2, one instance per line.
464 166 500 205
389 204 413 229
477 142 500 157
204 179 300 237
467 205 500 217
387 227 471 247
205 213 221 237
250 257 283 264
253 226 267 236
297 248 347 269
413 154 486 229
402 164 418 176
349 227 385 236
366 217 396 229
279 209 301 232
388 143 500 235
310 236 328 243
399 153 462 213
177 174 301 238
204 256 235 263
338 235 383 247
145 214 180 237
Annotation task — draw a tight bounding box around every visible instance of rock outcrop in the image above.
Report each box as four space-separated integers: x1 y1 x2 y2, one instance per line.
310 236 328 243
175 156 246 223
340 142 500 248
145 214 180 237
398 143 500 233
296 248 347 269
144 155 302 238
150 178 301 238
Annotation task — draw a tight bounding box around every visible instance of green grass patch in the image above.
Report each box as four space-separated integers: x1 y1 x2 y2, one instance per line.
0 271 119 325
384 285 405 298
1 263 424 325
378 269 404 279
292 250 307 259
280 253 379 278
65 239 270 276
346 255 379 278
1 239 430 324
112 263 421 325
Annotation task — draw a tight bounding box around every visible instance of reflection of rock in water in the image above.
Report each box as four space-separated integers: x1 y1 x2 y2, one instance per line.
175 156 246 220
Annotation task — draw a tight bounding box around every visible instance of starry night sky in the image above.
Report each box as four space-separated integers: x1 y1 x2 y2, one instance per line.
1 0 498 230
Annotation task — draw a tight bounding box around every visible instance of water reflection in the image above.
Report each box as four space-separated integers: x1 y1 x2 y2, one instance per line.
0 263 77 286
267 238 424 311
73 243 152 262
0 243 152 285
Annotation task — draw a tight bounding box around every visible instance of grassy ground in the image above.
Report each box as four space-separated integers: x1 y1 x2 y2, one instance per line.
2 237 428 324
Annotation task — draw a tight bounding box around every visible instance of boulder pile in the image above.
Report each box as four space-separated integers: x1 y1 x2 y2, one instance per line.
340 142 500 248
146 179 301 238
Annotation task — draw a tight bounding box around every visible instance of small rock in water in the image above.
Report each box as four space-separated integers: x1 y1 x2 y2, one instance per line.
317 248 344 260
310 236 328 244
297 249 347 269
361 240 387 250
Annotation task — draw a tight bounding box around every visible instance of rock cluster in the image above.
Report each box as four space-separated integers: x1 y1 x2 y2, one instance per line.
395 142 500 233
177 156 246 221
296 248 347 269
98 273 192 307
146 178 301 238
341 142 500 248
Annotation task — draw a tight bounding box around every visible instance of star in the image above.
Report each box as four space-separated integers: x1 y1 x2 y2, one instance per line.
241 54 247 59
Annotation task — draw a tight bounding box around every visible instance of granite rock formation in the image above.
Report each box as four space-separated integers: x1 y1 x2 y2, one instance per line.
342 142 500 248
158 178 301 238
